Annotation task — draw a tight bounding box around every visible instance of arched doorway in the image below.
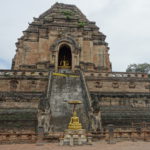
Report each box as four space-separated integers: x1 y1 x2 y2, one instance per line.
58 44 72 69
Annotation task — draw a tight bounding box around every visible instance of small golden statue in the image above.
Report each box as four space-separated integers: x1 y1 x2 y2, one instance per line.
59 56 70 69
60 100 90 146
67 100 82 130
68 111 82 130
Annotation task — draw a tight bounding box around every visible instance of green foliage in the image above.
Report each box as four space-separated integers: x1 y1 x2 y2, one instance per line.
126 63 150 77
61 10 74 20
62 10 74 16
78 21 86 28
66 15 71 20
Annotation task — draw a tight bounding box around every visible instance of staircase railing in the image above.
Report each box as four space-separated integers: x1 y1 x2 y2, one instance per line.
79 70 92 130
46 71 53 100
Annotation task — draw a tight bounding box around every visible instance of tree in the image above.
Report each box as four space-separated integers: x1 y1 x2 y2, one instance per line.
126 63 150 77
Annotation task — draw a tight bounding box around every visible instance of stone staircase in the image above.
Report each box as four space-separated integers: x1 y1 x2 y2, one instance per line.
47 71 91 132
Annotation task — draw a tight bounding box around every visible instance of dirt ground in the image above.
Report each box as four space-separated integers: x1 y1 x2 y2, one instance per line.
0 141 150 150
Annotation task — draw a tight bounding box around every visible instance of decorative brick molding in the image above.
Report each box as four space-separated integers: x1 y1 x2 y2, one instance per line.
129 82 136 88
145 84 150 90
10 80 18 91
112 82 119 88
95 81 103 88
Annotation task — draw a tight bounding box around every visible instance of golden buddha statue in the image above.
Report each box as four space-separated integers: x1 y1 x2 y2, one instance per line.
62 59 69 67
59 57 70 69
68 111 82 130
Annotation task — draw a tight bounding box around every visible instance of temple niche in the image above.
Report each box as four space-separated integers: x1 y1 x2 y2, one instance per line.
58 44 72 69
12 2 111 72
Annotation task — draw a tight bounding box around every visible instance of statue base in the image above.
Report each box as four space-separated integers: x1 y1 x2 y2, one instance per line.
59 129 92 146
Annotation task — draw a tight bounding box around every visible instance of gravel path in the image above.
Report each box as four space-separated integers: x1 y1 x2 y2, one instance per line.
0 141 150 150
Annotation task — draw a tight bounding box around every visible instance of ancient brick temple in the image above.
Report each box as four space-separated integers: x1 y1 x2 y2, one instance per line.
0 3 150 139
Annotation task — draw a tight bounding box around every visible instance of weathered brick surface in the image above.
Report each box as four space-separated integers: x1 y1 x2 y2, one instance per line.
0 3 150 138
12 3 111 72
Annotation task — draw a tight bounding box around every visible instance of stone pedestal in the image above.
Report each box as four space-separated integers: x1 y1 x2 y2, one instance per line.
60 129 91 146
107 124 116 144
36 127 44 146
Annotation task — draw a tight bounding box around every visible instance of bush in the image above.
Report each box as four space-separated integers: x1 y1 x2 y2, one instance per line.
62 10 74 20
78 21 86 28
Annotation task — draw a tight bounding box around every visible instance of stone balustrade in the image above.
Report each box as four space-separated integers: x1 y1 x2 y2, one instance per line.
84 72 148 79
0 70 147 79
0 70 49 77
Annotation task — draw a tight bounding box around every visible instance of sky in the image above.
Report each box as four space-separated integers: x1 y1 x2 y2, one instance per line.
0 0 150 71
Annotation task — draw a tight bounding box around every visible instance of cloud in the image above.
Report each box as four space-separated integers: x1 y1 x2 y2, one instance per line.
0 58 11 69
87 0 150 71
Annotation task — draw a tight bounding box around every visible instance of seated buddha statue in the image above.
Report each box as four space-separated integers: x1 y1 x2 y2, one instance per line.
68 111 82 130
63 59 69 67
59 57 70 68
